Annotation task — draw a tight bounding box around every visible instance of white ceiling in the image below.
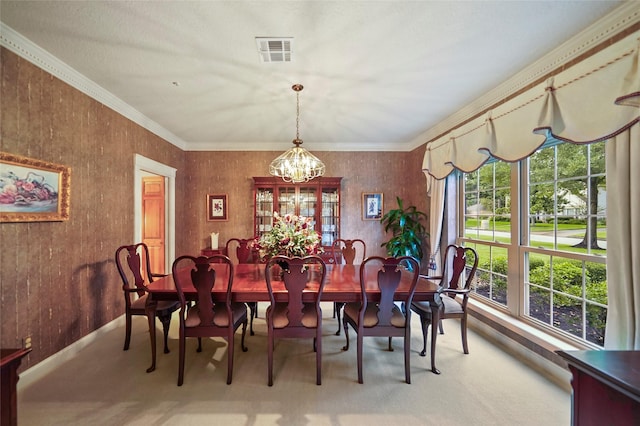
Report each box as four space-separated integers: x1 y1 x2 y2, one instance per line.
0 1 626 152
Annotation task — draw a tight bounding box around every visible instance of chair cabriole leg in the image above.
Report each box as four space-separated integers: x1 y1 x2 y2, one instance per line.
178 328 185 386
146 311 157 373
461 314 469 354
357 334 364 384
159 311 171 354
241 320 248 352
227 334 234 385
419 316 429 357
123 312 132 351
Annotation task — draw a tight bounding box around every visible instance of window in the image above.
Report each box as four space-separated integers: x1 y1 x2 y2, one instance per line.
461 140 607 347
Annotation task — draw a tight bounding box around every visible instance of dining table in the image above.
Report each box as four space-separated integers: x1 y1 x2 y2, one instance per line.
145 262 444 375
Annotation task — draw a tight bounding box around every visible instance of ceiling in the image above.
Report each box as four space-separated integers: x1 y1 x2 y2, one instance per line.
0 1 625 152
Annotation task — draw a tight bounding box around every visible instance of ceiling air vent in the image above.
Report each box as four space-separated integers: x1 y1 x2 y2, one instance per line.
255 37 293 63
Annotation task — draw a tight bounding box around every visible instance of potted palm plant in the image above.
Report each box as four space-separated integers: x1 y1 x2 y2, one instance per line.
380 197 428 263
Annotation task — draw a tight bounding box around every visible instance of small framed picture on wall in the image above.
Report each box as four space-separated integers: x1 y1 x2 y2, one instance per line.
362 192 383 220
207 194 228 221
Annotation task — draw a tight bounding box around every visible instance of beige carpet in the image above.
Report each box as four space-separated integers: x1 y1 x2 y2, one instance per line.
17 303 570 425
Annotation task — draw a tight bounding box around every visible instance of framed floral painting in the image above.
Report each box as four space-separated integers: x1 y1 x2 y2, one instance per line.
207 194 228 221
0 152 71 223
362 192 383 220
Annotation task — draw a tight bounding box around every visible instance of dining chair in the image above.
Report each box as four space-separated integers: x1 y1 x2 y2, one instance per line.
172 254 248 386
342 255 420 384
331 238 366 335
410 245 478 357
226 238 259 335
264 255 327 386
115 243 179 372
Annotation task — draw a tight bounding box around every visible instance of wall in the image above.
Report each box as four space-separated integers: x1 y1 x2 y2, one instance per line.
0 48 186 369
0 47 429 370
180 150 429 260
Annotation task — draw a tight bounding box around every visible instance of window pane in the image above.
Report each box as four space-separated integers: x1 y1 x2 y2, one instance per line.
529 148 554 184
528 253 551 289
585 303 606 346
557 143 587 179
471 243 507 307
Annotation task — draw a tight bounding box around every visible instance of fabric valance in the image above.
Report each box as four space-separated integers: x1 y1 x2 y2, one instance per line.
423 33 640 180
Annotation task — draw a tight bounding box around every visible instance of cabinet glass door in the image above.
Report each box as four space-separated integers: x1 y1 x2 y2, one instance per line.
321 187 339 246
278 187 296 216
298 187 317 231
255 188 274 238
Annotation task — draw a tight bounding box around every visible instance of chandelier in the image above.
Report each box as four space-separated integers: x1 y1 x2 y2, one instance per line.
269 84 325 183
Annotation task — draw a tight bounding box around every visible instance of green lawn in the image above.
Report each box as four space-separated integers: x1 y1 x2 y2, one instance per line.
465 233 607 259
465 219 607 241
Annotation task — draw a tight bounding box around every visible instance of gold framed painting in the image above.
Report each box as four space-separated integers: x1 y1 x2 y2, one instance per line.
0 152 71 223
207 194 228 221
362 192 383 220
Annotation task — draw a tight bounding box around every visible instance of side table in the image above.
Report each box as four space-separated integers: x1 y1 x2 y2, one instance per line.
201 247 226 257
1 347 32 426
557 350 640 426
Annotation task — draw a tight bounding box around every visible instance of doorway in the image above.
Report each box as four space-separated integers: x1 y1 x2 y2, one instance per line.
134 154 176 274
142 175 165 274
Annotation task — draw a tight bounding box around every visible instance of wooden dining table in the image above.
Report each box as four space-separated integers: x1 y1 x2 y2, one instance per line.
145 262 444 375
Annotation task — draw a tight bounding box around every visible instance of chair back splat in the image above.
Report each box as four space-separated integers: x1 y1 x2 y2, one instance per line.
225 237 259 335
341 256 420 384
264 255 327 386
172 254 248 386
332 238 366 265
115 243 178 373
331 238 366 335
225 238 257 264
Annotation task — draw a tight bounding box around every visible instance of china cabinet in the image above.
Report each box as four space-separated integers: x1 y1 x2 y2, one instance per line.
253 177 341 261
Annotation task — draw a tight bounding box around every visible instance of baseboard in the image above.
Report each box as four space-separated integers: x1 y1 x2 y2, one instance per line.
19 316 125 390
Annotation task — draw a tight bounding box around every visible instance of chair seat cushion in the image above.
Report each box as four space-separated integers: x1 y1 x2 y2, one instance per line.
412 295 463 316
343 302 406 327
130 294 178 312
185 302 247 327
267 302 318 328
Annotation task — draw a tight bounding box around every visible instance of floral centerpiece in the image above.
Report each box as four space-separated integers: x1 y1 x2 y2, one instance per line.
254 211 323 260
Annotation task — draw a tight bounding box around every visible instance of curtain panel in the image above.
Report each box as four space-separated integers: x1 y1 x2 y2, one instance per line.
422 33 639 180
604 124 640 350
425 174 446 275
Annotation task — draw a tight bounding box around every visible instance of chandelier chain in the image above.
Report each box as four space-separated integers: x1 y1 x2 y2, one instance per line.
296 90 300 141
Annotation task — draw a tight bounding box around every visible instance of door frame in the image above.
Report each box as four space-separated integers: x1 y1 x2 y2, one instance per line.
134 154 176 273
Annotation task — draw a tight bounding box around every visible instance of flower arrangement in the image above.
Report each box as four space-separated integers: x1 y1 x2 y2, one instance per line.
254 211 322 260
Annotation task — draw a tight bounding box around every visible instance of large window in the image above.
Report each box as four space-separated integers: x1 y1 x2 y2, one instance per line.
461 140 607 347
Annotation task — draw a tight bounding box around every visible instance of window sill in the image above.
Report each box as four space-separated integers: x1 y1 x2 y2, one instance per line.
467 299 582 391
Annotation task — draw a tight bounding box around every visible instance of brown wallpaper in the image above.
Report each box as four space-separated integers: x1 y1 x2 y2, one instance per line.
0 47 429 370
0 48 185 369
179 150 429 260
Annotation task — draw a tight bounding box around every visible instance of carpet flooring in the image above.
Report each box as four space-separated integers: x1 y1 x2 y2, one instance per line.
17 303 570 425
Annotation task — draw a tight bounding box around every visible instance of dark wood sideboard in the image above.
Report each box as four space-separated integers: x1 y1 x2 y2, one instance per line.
1 347 31 426
557 350 640 426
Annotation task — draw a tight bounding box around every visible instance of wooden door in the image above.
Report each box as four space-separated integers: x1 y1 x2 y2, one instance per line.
142 176 165 274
